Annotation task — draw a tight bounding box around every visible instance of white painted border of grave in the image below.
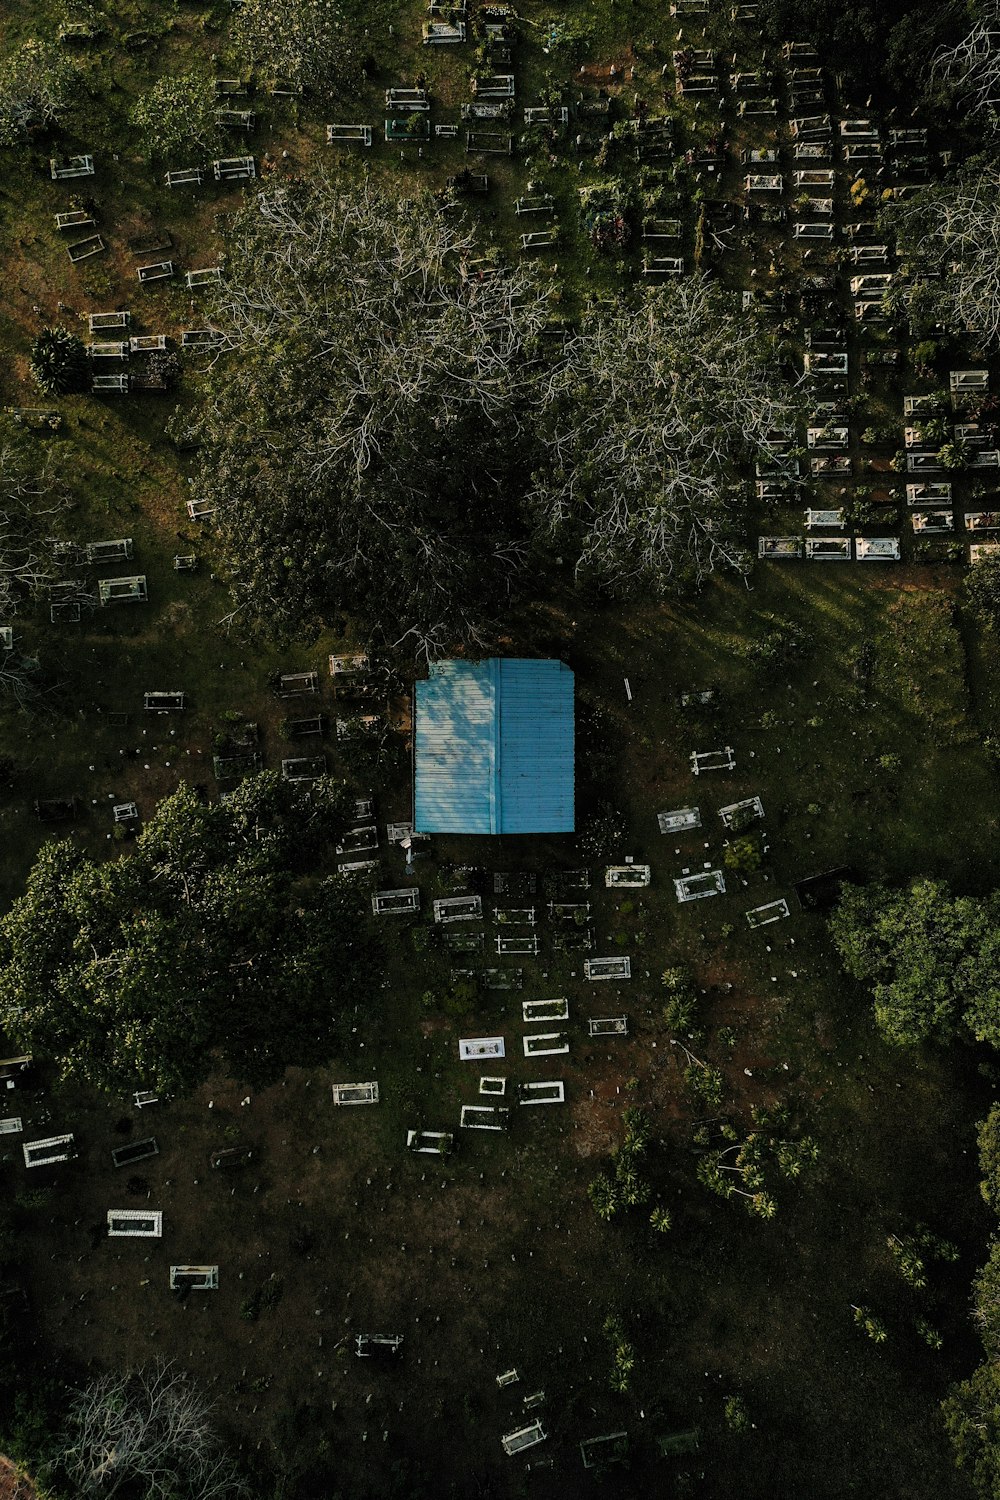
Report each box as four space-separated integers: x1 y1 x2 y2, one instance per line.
460 1105 509 1131
523 1033 569 1057
674 870 726 902
502 1421 547 1455
331 1082 379 1105
690 748 736 774
605 865 651 887
495 935 539 955
588 1017 628 1036
459 1037 505 1061
170 1266 218 1290
371 888 419 916
23 1134 75 1166
107 1210 162 1238
746 899 791 927
584 957 632 981
519 1081 565 1105
719 796 764 827
0 1118 22 1135
657 806 701 833
522 998 569 1023
434 896 483 923
406 1129 453 1155
480 1076 507 1096
355 1333 404 1356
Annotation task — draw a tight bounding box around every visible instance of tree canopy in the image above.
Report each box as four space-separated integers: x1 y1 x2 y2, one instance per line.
29 325 89 395
130 73 222 163
966 550 1000 629
530 277 802 593
759 0 962 99
828 878 1000 1046
884 167 1000 350
0 41 75 145
0 773 378 1095
58 1361 242 1500
191 171 550 656
230 0 365 97
0 419 68 612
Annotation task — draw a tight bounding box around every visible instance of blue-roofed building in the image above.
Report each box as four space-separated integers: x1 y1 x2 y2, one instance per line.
413 658 575 835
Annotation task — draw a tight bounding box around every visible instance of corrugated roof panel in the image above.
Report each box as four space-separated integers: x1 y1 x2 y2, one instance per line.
413 658 574 834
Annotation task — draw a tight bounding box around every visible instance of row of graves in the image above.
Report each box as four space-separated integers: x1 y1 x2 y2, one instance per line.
758 365 1000 563
207 651 402 794
17 535 148 628
364 858 637 1147
371 862 645 970
46 152 245 381
2 1060 224 1295
667 738 798 935
653 10 990 568
328 5 531 171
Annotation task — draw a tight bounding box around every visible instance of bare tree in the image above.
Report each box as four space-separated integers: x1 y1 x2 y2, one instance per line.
191 170 551 655
0 425 71 709
931 6 1000 123
529 275 804 592
885 170 1000 348
60 1361 243 1500
0 41 76 145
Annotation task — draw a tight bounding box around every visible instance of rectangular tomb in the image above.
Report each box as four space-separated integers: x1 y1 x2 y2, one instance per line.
584 958 631 981
588 1016 628 1036
523 1033 569 1057
107 1210 162 1238
605 864 651 887
23 1134 75 1167
371 889 419 916
111 1137 158 1168
519 1081 565 1105
331 1082 379 1105
675 870 726 902
522 998 569 1023
460 1105 509 1131
458 1037 505 1061
658 806 701 833
406 1130 453 1155
170 1266 218 1290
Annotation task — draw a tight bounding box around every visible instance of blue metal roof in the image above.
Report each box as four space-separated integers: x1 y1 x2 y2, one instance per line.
413 658 574 834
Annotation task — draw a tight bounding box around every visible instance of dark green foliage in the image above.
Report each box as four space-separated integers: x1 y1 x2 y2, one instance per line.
695 1106 818 1219
588 1106 664 1225
0 773 377 1094
943 1362 1000 1498
759 0 963 99
723 834 763 874
29 326 88 396
602 1312 636 1394
967 554 1000 630
978 1108 1000 1216
661 964 700 1032
973 1241 1000 1361
830 878 1000 1047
